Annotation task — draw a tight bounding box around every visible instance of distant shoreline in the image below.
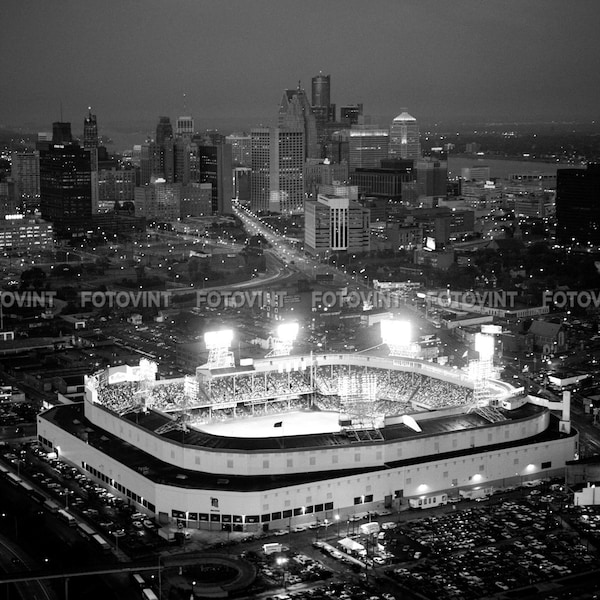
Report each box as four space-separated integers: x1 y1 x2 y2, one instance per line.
449 153 579 167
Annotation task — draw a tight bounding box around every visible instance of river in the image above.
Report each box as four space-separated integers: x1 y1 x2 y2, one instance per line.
447 156 582 179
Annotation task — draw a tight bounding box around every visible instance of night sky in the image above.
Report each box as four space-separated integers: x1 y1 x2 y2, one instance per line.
2 0 599 144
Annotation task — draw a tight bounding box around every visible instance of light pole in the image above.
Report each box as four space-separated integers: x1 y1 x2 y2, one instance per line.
276 557 288 590
158 555 163 600
335 514 340 538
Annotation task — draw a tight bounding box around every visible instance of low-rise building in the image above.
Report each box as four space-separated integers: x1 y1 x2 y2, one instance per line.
0 216 53 251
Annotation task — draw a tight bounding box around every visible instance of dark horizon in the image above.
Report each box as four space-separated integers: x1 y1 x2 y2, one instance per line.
2 0 599 150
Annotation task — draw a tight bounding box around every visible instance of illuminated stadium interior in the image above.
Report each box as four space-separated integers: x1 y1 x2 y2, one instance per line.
37 353 578 529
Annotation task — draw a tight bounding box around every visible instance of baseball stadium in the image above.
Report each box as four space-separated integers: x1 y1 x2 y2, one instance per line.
37 344 578 531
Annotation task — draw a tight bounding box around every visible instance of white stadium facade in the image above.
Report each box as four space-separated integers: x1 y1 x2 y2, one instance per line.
37 353 578 530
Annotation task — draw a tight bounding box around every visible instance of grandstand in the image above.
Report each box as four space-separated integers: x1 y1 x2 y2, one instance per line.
37 352 577 532
89 359 474 431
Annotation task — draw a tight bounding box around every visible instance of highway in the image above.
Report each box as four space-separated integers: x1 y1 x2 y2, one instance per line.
232 202 358 288
0 533 55 600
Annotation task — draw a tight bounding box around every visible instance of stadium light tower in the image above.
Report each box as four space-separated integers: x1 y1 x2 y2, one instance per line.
138 358 158 382
266 322 299 357
469 333 496 406
381 319 417 357
134 358 158 412
204 329 235 370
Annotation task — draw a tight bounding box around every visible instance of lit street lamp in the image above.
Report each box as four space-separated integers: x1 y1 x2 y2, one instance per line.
276 557 288 590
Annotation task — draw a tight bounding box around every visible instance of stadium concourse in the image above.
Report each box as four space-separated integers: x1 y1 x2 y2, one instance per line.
37 353 578 532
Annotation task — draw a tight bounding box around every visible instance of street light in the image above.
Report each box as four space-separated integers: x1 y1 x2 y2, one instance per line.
276 557 288 590
335 514 340 537
158 555 163 600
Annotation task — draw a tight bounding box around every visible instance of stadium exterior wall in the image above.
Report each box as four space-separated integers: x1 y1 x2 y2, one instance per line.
38 410 577 529
81 398 553 476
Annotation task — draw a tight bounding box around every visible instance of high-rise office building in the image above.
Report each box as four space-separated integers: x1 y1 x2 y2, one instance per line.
39 122 92 237
83 109 100 213
304 159 349 198
340 104 363 125
250 127 304 214
176 116 194 137
350 159 414 205
416 159 447 198
83 109 99 149
0 181 19 219
389 111 421 160
226 133 252 167
156 116 173 146
11 150 40 211
312 74 330 111
52 122 73 144
134 178 181 222
556 164 600 245
140 142 163 185
304 193 370 256
197 143 233 215
311 73 337 157
98 167 136 212
330 126 389 170
180 183 213 217
233 167 251 202
311 73 335 122
279 83 319 159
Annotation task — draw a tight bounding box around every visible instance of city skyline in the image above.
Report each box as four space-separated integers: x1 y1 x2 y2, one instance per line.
2 0 599 145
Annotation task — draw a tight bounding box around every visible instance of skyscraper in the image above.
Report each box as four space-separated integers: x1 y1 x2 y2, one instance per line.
140 141 163 185
311 73 335 121
225 133 252 167
134 178 181 222
250 127 304 214
330 126 389 170
51 122 72 145
416 158 448 198
311 73 337 157
197 142 233 215
39 122 92 237
279 83 319 159
11 150 40 212
340 104 363 125
311 73 330 111
83 109 98 149
389 111 421 160
176 116 194 137
556 164 600 245
156 116 173 146
83 108 99 213
304 193 370 256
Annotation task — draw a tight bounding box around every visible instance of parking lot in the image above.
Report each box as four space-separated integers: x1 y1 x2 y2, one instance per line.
383 494 600 599
2 442 168 558
2 442 600 600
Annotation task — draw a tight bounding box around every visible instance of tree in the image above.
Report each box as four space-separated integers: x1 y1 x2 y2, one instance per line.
20 267 46 290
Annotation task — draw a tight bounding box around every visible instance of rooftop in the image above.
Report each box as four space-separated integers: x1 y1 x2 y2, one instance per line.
39 402 571 493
